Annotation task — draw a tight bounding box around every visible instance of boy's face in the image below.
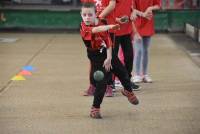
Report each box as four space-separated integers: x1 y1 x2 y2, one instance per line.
81 7 96 25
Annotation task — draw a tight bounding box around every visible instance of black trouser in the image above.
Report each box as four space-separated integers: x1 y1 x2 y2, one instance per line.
88 48 132 108
114 34 133 78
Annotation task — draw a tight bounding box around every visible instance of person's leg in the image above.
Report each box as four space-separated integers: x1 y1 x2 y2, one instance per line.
83 61 96 96
105 32 115 96
93 75 107 108
112 35 122 88
111 55 139 105
112 55 132 92
113 36 120 56
112 53 140 90
142 36 152 83
118 46 125 64
133 37 143 82
90 62 107 119
142 36 151 75
105 70 114 97
120 34 133 78
113 46 124 89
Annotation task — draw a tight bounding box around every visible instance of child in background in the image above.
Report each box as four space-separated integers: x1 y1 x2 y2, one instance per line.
114 0 133 80
80 2 139 119
113 0 140 91
132 0 161 83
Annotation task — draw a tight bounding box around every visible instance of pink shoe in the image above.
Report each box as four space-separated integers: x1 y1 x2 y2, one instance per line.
90 107 102 119
121 90 139 105
105 85 114 97
83 84 95 96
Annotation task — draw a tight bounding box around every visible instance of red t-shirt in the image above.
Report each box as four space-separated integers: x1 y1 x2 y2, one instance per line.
114 0 133 36
133 0 161 36
80 21 112 50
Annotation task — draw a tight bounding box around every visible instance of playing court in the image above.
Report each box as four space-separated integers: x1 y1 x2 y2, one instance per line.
0 32 200 134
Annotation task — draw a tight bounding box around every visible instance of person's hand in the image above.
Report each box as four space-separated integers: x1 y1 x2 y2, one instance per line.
110 24 120 30
120 16 129 23
134 32 142 42
130 11 137 21
116 16 129 24
143 7 153 20
103 57 112 72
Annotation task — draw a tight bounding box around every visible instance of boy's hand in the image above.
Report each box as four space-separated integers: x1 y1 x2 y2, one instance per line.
103 57 112 72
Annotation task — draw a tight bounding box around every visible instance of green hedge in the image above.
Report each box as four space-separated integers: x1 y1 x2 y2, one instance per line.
0 9 200 32
0 9 81 29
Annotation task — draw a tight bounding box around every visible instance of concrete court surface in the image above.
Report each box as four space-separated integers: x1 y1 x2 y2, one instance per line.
0 33 200 134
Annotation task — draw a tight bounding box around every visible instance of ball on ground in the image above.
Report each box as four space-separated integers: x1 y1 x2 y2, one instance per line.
93 70 104 81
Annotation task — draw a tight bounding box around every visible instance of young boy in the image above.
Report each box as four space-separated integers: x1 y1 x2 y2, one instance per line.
83 0 116 97
80 2 139 119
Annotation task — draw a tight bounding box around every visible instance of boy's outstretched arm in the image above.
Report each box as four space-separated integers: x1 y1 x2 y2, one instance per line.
92 24 120 33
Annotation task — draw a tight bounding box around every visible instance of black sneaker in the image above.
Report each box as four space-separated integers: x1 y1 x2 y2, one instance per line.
131 82 140 91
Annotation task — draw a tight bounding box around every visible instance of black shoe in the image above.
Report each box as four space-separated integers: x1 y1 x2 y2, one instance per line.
111 83 116 92
131 82 140 91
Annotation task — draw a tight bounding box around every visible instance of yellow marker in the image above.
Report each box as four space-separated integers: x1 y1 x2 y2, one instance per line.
11 75 26 81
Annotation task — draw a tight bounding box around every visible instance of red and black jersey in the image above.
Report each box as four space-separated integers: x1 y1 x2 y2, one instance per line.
80 21 112 50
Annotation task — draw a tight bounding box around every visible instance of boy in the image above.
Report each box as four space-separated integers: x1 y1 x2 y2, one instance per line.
80 2 139 119
83 0 116 97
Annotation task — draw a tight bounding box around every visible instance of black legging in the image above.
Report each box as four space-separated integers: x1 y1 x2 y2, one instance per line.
114 34 133 79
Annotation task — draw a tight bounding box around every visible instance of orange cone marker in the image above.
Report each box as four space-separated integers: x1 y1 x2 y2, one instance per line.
18 70 32 76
